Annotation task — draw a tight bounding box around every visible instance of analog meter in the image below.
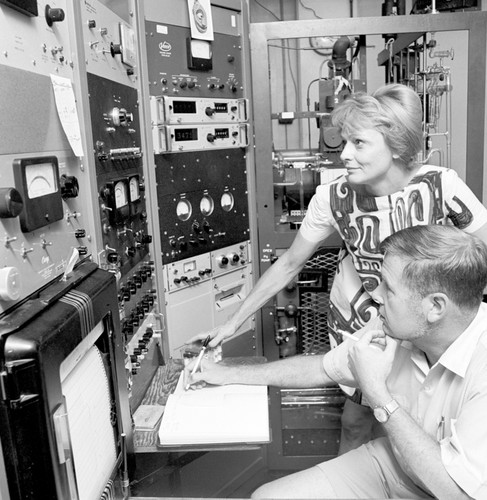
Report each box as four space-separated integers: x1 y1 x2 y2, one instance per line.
220 191 234 212
114 180 128 209
129 176 140 202
200 193 214 216
176 198 192 221
100 179 130 225
14 156 63 232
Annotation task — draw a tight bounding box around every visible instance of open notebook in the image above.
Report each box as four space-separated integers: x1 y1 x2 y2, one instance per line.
158 372 270 447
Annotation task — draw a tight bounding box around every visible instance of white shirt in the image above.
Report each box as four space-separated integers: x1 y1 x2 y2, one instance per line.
322 304 487 499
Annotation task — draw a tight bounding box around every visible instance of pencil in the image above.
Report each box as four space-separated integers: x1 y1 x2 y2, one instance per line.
337 329 359 342
185 335 211 390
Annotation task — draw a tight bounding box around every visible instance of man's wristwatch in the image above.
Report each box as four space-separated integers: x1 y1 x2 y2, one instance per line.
373 399 399 423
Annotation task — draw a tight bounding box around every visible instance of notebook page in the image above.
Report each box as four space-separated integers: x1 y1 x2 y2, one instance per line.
159 372 270 446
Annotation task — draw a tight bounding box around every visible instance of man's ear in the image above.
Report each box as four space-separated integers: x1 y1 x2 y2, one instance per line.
423 292 448 323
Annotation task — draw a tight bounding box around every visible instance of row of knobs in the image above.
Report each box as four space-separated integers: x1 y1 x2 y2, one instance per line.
172 252 243 285
118 265 154 302
162 80 239 92
129 327 156 374
122 295 156 338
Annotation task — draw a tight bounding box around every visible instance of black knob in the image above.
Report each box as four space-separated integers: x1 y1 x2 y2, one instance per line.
285 303 299 317
60 175 79 198
205 107 215 116
45 5 65 26
88 19 96 29
207 133 215 143
0 188 23 218
110 42 122 57
106 252 119 264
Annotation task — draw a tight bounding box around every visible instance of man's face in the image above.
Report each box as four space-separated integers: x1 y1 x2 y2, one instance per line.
372 254 428 341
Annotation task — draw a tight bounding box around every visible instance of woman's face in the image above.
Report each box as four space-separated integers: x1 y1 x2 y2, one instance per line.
340 126 399 195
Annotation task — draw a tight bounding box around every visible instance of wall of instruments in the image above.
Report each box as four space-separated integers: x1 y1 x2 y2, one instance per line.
0 0 259 497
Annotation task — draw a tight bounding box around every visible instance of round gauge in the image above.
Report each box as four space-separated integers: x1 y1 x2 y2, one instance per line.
220 192 234 212
129 177 140 202
25 162 57 199
176 199 192 221
200 194 214 216
114 181 128 209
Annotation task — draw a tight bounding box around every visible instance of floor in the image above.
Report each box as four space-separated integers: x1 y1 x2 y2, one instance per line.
129 451 298 498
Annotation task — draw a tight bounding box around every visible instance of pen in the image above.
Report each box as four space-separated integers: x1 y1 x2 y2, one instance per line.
437 416 445 441
185 335 211 390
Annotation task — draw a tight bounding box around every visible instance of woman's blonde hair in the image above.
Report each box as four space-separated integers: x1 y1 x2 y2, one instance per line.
331 83 423 169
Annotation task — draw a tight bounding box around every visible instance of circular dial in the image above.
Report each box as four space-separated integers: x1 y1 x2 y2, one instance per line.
114 181 128 209
176 199 192 221
220 192 234 212
25 162 57 199
129 177 140 202
200 194 214 216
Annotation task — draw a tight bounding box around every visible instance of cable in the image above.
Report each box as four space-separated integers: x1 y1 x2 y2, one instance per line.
253 0 281 21
298 0 322 19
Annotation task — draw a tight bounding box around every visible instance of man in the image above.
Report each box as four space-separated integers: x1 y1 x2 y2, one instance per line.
186 225 487 499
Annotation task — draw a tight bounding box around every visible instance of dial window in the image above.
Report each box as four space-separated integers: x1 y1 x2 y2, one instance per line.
114 181 128 209
129 176 140 202
176 199 192 221
25 162 57 199
200 194 214 216
220 192 234 212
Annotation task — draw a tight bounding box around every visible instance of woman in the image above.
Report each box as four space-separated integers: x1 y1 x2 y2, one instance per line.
193 83 487 454
301 83 487 452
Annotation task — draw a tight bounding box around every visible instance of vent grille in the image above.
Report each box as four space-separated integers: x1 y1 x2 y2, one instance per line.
300 249 340 354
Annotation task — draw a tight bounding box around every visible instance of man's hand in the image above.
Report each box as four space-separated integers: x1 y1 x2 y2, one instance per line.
184 358 232 389
186 322 237 349
347 329 398 406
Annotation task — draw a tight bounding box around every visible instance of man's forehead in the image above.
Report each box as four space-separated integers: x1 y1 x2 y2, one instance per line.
381 253 406 280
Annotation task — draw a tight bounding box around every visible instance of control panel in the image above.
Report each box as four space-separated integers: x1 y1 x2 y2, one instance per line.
150 96 248 124
152 122 249 152
155 149 250 264
0 0 95 315
79 0 160 406
163 241 253 357
144 17 244 99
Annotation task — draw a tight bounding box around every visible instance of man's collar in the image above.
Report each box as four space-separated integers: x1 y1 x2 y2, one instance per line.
437 303 487 377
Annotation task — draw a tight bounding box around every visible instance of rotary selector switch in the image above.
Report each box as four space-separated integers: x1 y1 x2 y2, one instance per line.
45 5 65 26
216 255 229 267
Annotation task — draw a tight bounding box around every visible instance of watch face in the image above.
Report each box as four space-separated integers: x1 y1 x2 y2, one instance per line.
373 407 388 423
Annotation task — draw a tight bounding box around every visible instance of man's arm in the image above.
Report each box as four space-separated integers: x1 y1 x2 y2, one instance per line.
348 330 471 499
190 231 329 347
383 410 471 500
188 353 335 389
